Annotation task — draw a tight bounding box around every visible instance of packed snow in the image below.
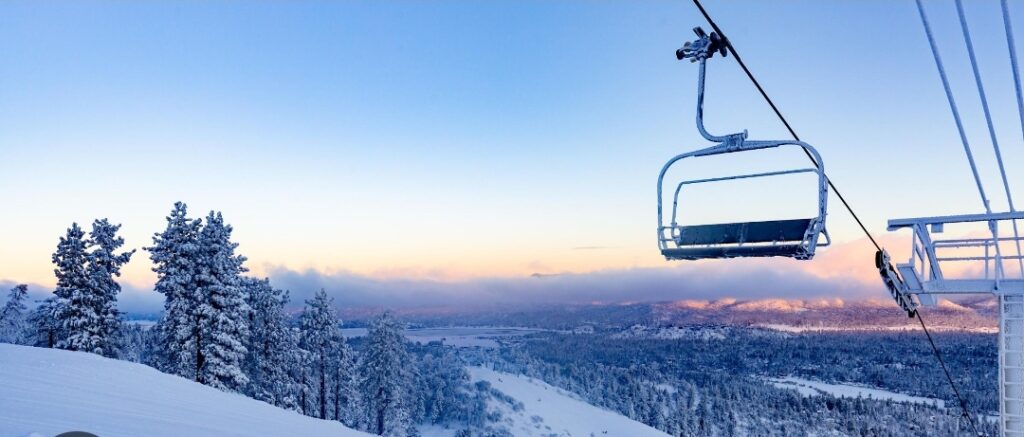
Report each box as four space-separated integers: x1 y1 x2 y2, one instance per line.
767 376 945 408
756 323 998 334
0 344 370 437
467 367 669 437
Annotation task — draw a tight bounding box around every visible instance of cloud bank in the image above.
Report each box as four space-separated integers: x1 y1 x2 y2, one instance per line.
268 236 899 310
2 236 900 313
268 261 885 311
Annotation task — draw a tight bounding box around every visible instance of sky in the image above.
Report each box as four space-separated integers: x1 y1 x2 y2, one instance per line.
1 0 1023 311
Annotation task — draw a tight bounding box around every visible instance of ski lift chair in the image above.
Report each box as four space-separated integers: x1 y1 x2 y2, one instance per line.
657 28 831 261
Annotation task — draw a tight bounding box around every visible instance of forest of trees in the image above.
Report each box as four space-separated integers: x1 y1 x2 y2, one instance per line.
0 202 493 436
459 329 1000 436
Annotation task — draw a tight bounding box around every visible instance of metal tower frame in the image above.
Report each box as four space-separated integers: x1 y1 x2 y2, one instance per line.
888 211 1024 436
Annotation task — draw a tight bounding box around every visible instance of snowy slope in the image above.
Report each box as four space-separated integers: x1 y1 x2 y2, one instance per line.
469 367 669 437
767 376 945 408
0 344 370 437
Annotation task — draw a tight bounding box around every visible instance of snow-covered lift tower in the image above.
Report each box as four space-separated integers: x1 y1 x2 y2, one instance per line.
890 1 1024 434
883 211 1024 436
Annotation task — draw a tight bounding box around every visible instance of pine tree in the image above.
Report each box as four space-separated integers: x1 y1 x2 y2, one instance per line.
84 219 135 357
52 223 96 352
244 277 300 410
417 349 471 425
118 322 151 363
27 297 61 348
359 311 416 436
146 201 201 376
300 288 340 420
147 202 203 377
332 335 360 427
296 344 314 416
0 284 29 344
193 211 250 391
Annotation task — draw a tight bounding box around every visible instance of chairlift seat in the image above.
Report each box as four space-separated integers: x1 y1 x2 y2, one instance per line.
661 218 815 260
656 38 830 262
674 219 811 245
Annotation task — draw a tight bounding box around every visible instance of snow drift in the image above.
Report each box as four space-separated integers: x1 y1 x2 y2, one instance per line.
0 344 370 437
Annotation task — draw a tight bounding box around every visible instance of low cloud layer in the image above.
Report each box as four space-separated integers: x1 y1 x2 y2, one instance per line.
268 260 886 311
269 236 898 309
0 279 164 315
2 236 898 314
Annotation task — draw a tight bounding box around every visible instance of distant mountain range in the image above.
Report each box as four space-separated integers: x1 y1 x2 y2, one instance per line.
650 296 998 332
366 296 1000 332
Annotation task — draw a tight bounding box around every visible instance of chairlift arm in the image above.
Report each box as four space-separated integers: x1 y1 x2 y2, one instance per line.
694 59 747 144
678 27 745 145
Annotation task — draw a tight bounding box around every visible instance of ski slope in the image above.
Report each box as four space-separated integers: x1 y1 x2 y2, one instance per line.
0 344 370 437
468 367 669 437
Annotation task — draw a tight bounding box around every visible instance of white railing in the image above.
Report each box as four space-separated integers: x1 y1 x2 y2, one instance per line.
889 211 1024 293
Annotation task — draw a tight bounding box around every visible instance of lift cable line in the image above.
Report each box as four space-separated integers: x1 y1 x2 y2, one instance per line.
916 310 981 437
954 0 1024 277
915 0 993 212
916 0 1007 299
689 0 982 433
998 0 1024 277
691 0 880 252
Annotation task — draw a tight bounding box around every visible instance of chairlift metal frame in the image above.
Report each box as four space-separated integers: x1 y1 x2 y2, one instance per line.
886 211 1024 297
882 211 1024 435
657 28 831 261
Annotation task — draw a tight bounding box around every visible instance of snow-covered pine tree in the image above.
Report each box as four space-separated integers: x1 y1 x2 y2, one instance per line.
85 219 135 357
52 223 97 353
146 202 202 377
332 334 360 427
0 284 29 344
295 342 314 416
244 277 300 410
300 288 341 420
358 311 416 436
27 297 61 348
117 322 152 363
417 349 472 425
193 211 250 392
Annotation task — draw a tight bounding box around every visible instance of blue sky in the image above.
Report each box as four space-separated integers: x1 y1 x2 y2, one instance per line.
1 1 1022 310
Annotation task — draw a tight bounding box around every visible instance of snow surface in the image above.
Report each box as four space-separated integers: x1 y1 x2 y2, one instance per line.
767 376 945 408
0 344 370 437
755 323 998 334
467 367 669 437
123 319 158 327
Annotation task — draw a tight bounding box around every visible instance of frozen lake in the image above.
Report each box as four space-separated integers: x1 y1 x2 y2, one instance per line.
341 326 545 348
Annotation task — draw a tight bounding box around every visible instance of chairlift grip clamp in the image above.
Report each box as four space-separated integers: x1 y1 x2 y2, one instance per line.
875 249 919 318
676 27 729 62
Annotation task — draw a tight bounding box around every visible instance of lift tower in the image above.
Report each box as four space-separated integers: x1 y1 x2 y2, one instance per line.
882 211 1024 436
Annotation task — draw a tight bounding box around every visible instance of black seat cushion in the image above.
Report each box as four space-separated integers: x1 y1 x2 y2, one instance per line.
675 219 812 245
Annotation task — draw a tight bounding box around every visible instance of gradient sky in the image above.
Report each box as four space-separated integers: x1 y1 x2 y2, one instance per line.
2 1 1023 310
